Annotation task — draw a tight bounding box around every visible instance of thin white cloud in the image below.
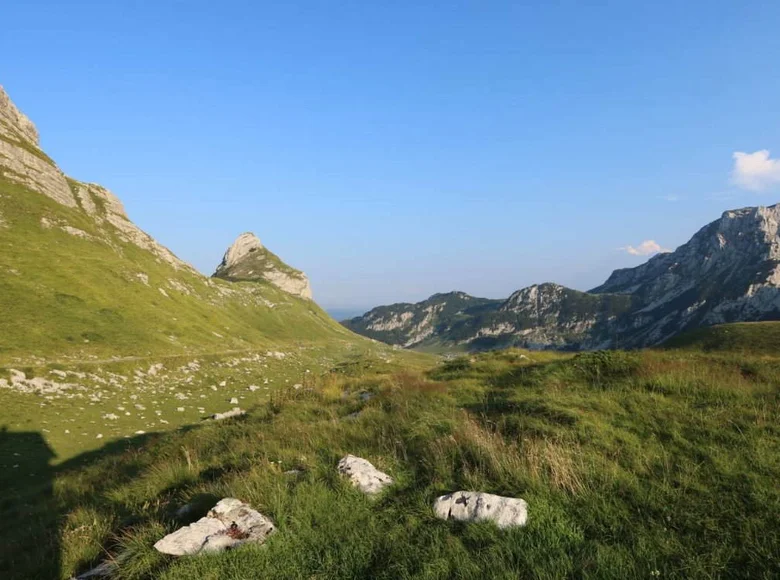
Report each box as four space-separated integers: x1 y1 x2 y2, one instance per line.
658 195 680 202
732 150 780 192
619 240 670 256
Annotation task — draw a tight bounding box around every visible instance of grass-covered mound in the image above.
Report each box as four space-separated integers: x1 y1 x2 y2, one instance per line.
663 321 780 355
2 348 778 579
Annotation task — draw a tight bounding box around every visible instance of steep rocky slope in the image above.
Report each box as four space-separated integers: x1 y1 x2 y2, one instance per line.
0 85 353 363
345 205 780 350
213 232 312 299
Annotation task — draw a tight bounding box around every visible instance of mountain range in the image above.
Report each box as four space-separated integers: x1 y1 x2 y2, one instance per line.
343 204 780 350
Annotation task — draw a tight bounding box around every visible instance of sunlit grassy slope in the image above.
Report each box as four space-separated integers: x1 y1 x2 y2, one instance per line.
2 344 777 579
0 175 355 365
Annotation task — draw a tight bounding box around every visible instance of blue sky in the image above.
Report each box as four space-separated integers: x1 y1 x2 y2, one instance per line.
2 1 779 311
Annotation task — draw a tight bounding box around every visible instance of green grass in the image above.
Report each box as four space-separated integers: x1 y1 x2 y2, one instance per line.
0 174 357 365
663 321 780 355
2 347 777 579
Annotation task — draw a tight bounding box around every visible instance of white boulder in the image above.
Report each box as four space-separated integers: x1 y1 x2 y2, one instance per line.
433 491 528 529
154 498 275 556
337 455 393 495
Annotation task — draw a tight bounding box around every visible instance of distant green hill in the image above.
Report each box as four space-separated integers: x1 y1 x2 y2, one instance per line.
663 321 780 354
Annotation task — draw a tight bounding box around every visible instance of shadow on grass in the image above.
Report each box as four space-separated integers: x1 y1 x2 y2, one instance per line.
0 427 58 579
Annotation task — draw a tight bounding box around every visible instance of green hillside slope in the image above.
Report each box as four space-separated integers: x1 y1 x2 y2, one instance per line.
0 175 355 364
663 321 780 354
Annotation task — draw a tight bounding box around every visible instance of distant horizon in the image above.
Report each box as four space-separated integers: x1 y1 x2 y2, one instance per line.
3 0 779 309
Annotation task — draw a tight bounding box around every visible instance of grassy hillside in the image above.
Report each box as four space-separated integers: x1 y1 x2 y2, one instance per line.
3 346 777 579
663 321 780 355
0 176 355 365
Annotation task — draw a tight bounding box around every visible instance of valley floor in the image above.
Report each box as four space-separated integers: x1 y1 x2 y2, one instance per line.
1 347 779 579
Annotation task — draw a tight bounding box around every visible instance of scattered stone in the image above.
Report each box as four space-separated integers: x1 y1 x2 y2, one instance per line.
433 491 528 529
210 407 245 421
337 455 393 495
154 498 275 556
229 397 239 404
248 385 259 392
359 391 374 402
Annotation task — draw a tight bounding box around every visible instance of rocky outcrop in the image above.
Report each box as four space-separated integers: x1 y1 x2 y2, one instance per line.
337 454 394 495
77 181 192 270
154 498 275 556
0 86 196 270
213 232 313 299
433 491 528 528
0 86 76 207
0 85 39 145
345 204 780 351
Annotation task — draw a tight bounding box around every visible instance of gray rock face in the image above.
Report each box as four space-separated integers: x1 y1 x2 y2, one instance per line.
213 232 313 299
337 454 394 494
345 203 780 350
220 232 265 270
0 86 76 208
154 498 275 556
0 85 39 145
433 491 528 529
0 87 197 271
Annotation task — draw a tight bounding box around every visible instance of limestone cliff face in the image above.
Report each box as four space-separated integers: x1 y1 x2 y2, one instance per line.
0 85 193 270
213 233 312 300
346 205 780 351
590 203 780 346
0 85 76 208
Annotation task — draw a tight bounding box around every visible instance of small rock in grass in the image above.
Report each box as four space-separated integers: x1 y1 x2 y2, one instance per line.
337 455 393 495
433 491 528 529
230 397 239 404
154 498 275 556
210 407 245 421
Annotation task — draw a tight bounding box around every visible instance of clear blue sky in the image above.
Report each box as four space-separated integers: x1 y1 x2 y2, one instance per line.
2 1 779 311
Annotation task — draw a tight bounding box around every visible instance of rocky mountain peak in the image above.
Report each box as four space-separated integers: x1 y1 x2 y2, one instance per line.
0 85 39 145
217 232 264 272
213 233 312 300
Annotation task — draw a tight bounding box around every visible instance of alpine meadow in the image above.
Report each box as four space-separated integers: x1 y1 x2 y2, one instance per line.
2 2 780 578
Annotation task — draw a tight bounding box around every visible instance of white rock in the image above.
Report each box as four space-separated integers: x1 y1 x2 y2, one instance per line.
337 455 393 495
433 491 528 529
154 498 275 556
211 407 245 421
230 397 239 404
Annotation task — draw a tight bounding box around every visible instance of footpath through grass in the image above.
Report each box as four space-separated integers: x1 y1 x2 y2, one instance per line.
1 348 778 579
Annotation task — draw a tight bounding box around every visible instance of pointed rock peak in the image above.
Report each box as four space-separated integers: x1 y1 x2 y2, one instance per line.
0 85 40 146
213 232 312 300
220 232 264 271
